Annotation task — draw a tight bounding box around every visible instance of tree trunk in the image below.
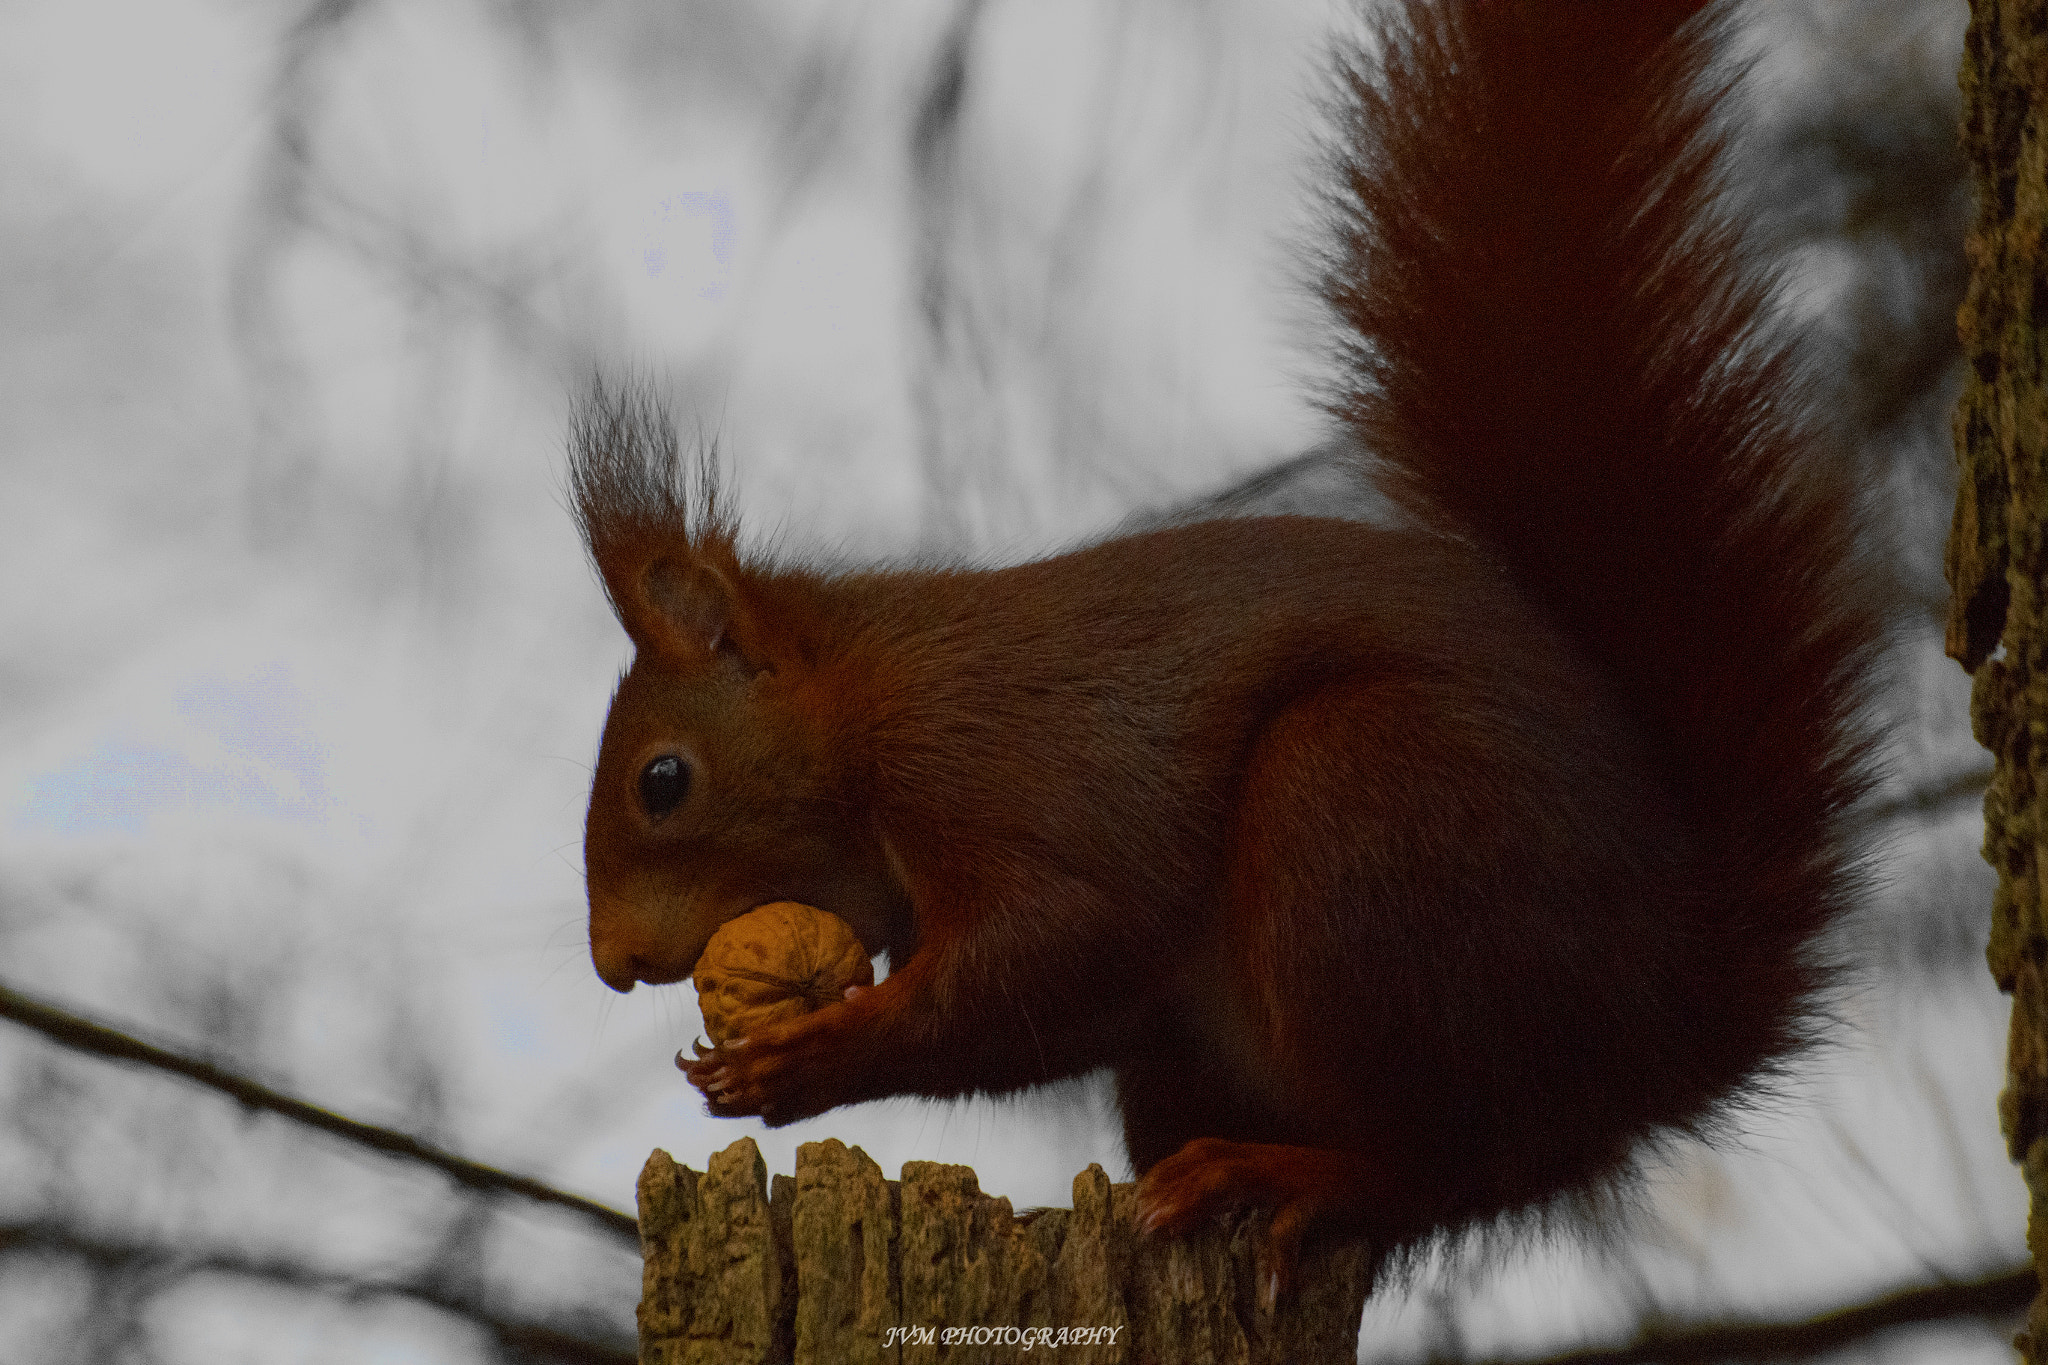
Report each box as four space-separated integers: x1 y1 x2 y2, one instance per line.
1949 1 2048 1360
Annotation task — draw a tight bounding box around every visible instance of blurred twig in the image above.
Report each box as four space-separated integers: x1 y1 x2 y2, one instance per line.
0 1218 635 1365
0 980 638 1243
1868 764 1992 825
1418 1264 2031 1365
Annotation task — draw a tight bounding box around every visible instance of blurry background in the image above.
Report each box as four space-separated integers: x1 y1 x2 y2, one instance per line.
0 0 2005 1360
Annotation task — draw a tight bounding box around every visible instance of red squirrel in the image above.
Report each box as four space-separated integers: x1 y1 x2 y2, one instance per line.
571 0 1881 1302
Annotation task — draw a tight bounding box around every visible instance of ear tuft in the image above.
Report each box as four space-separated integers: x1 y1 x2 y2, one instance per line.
567 374 742 652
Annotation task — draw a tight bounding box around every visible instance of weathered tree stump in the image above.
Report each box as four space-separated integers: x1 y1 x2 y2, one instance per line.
636 1138 1373 1365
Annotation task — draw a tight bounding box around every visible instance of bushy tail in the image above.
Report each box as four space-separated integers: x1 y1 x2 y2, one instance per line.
1323 0 1882 1087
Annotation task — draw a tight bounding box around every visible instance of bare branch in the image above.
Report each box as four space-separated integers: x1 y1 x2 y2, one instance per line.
0 981 637 1244
1404 1265 2031 1365
1 1219 634 1365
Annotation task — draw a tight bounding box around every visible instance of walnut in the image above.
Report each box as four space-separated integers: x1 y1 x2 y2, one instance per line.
691 901 874 1046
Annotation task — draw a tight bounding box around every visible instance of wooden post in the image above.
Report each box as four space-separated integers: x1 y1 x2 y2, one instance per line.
636 1138 1374 1365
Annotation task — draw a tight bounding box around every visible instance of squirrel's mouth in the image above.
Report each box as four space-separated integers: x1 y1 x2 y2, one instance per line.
593 949 695 993
587 901 712 993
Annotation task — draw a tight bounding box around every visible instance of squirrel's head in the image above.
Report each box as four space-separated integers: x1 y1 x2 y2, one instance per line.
569 380 904 993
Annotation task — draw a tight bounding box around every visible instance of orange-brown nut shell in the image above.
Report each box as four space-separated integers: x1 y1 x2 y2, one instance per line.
691 901 874 1046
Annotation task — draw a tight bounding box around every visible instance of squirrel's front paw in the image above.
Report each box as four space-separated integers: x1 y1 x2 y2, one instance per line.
679 1008 845 1126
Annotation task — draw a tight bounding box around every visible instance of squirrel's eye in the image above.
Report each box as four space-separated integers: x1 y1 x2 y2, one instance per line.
638 755 691 822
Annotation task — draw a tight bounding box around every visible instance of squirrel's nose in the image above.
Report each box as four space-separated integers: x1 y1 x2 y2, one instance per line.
590 940 641 993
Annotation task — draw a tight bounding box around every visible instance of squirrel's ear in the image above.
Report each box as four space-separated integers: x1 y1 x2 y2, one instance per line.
623 555 754 667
